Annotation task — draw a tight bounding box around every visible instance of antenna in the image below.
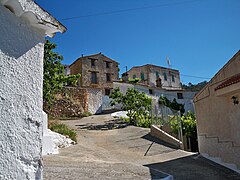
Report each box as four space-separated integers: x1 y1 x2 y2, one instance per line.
166 56 172 87
166 56 171 68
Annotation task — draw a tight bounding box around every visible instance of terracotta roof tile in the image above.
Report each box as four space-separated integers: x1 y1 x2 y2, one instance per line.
215 74 240 91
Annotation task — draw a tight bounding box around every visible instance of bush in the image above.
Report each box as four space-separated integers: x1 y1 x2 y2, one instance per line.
120 115 151 128
81 111 92 118
120 116 130 123
136 115 152 128
169 112 197 138
128 78 141 84
49 122 77 142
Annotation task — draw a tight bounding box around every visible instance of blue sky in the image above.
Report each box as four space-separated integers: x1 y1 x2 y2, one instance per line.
36 0 240 84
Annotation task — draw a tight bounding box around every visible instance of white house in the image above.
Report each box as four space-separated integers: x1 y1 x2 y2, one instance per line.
0 0 66 179
102 81 196 115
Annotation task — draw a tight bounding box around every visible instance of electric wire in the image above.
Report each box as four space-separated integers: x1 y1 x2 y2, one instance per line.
61 0 202 21
181 74 211 80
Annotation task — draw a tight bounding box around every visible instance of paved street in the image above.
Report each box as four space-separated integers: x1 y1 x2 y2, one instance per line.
43 114 240 180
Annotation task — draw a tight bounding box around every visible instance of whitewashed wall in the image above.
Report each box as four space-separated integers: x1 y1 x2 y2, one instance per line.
112 82 196 114
0 5 44 180
87 88 103 114
113 81 134 94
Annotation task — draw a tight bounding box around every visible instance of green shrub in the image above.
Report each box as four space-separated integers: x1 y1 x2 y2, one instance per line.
120 115 151 128
169 112 197 138
120 116 130 123
128 78 141 84
81 111 92 117
49 122 77 142
136 115 151 128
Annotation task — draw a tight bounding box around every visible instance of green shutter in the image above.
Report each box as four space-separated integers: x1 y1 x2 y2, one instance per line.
164 72 167 81
141 73 144 80
172 74 175 82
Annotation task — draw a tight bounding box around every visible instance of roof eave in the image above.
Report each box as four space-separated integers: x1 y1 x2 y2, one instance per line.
0 0 67 37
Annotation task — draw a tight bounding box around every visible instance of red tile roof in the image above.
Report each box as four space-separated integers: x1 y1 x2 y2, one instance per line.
215 74 240 91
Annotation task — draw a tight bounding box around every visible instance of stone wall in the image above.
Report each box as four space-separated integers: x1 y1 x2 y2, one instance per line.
127 66 149 85
44 87 88 117
0 5 44 179
70 53 119 92
44 87 103 116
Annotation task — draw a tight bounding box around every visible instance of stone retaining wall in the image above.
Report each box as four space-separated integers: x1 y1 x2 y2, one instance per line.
44 87 103 117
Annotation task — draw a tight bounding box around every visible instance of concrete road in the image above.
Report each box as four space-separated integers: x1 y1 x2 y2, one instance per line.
43 114 240 180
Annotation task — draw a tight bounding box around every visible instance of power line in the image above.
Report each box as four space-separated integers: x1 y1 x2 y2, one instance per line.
61 0 202 21
181 74 211 80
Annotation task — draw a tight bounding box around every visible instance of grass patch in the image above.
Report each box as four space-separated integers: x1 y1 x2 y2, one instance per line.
49 122 77 142
81 111 92 118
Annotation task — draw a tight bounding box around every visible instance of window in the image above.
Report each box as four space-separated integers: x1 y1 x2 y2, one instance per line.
172 74 175 82
177 93 183 99
133 74 136 79
91 59 95 67
105 88 111 96
106 73 111 82
141 73 144 80
106 62 110 68
91 72 97 84
156 71 159 79
149 89 153 95
164 72 167 81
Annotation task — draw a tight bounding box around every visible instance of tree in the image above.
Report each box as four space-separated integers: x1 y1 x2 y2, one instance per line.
110 88 152 126
158 96 185 114
43 40 80 104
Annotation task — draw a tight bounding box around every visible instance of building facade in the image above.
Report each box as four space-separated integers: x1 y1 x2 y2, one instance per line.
194 51 240 170
123 64 181 90
70 53 119 95
0 0 66 179
112 81 196 114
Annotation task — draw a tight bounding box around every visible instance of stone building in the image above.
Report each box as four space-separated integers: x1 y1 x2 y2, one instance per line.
194 51 240 171
69 53 119 95
0 0 66 179
123 64 182 90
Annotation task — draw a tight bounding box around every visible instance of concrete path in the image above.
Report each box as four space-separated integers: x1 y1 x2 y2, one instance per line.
43 114 240 180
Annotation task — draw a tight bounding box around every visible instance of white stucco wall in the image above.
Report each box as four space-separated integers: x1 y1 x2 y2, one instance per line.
112 82 196 114
0 5 45 180
113 81 134 94
134 84 196 113
87 88 103 114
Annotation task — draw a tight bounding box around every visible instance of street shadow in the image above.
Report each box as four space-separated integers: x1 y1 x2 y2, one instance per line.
75 119 129 130
144 154 240 180
141 133 178 149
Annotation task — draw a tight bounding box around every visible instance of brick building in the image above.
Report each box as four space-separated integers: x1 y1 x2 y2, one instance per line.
123 64 182 90
69 53 119 95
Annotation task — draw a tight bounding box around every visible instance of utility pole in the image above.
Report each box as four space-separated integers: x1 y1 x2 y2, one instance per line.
122 66 128 81
124 66 127 74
